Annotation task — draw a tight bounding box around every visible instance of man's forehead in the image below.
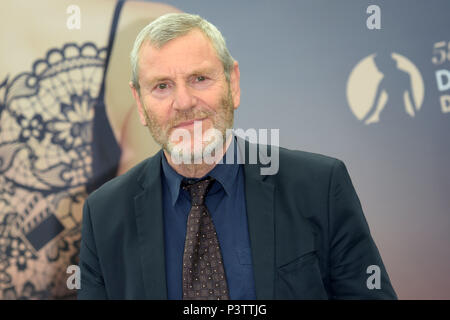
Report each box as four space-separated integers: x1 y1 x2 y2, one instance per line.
138 31 223 79
140 30 216 61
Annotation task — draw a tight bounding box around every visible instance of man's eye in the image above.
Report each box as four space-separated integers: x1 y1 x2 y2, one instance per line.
157 83 168 90
196 76 206 82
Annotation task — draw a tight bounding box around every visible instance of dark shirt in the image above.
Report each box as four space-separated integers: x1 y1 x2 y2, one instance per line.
161 136 256 299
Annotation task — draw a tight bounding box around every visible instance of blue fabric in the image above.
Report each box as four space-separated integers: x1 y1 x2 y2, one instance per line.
87 0 124 192
161 136 256 300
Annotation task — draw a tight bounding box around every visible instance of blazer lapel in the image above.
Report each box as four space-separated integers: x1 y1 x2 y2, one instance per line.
134 150 167 299
237 137 275 299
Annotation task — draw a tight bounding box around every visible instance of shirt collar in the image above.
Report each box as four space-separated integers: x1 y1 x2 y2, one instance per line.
161 133 241 207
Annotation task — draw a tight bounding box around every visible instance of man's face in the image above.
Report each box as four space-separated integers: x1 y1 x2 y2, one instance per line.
130 29 240 162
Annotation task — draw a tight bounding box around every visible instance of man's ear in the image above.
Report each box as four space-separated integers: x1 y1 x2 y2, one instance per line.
129 81 147 126
229 61 241 110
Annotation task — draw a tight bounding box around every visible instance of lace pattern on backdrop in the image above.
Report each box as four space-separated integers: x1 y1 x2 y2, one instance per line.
0 42 108 299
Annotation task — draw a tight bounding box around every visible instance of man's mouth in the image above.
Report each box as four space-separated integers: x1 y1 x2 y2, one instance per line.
174 118 207 129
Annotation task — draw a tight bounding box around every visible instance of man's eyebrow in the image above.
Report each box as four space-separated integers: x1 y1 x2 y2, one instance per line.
189 67 219 76
146 67 220 85
146 76 171 86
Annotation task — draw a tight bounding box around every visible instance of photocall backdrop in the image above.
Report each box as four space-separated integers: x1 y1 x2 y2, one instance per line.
0 0 448 299
156 0 450 299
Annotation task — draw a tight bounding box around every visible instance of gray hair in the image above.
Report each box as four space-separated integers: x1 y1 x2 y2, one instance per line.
130 13 235 91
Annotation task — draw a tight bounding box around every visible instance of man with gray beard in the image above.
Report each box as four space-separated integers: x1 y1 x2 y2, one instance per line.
78 13 397 300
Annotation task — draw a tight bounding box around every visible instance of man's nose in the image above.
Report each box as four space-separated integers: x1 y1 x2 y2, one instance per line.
173 83 197 111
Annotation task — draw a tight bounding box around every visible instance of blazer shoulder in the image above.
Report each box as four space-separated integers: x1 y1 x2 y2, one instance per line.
87 155 154 205
277 145 343 179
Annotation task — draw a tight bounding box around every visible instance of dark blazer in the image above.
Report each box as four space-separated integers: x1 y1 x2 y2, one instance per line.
78 137 397 299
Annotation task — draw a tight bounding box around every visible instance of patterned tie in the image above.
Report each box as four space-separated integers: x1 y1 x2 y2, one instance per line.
181 176 230 300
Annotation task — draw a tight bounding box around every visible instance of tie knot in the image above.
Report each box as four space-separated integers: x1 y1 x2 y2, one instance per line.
181 176 215 206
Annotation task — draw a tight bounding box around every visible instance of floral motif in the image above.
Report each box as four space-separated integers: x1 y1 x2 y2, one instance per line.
17 114 46 143
5 237 35 271
48 91 95 151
